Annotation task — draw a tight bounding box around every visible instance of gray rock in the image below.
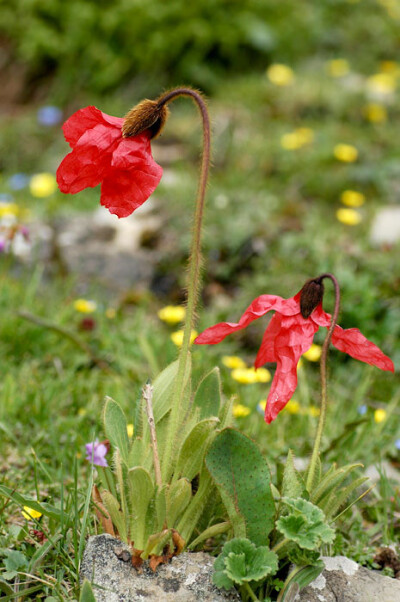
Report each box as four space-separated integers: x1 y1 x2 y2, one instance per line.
80 534 240 602
296 555 400 602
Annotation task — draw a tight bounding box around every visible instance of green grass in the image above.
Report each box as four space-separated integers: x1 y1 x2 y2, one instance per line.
1 2 400 598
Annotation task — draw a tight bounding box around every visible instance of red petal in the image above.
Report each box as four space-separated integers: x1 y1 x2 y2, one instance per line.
310 303 331 327
264 315 319 423
194 295 300 345
254 314 282 367
110 134 155 170
100 161 162 218
57 124 121 193
62 106 123 148
331 326 394 372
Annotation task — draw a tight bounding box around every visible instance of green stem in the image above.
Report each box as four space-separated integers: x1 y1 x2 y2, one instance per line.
243 582 259 602
272 537 289 555
306 273 340 492
157 88 211 481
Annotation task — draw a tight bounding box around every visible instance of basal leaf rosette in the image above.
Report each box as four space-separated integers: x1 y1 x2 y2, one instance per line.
213 538 278 589
277 497 335 550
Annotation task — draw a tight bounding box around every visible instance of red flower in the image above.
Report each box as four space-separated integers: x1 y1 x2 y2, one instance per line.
195 291 394 423
56 106 162 218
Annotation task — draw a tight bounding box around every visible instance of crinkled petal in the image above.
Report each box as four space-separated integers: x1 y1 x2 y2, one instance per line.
194 295 300 345
264 315 319 423
100 162 162 218
254 313 282 367
331 326 394 372
63 106 123 148
310 303 332 327
111 134 158 170
57 123 121 193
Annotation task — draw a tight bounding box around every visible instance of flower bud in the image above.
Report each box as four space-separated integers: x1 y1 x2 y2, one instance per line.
299 278 324 318
122 99 169 139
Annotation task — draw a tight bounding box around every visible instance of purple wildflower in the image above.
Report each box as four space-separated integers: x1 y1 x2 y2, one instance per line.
37 106 63 126
85 439 108 467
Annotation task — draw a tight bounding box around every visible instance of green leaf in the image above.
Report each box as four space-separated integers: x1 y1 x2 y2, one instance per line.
103 397 130 465
214 538 278 588
225 543 278 584
155 485 167 530
288 546 322 566
166 479 192 526
3 549 28 572
0 580 13 595
101 490 127 542
193 368 222 419
175 418 219 481
79 579 96 602
277 498 335 550
128 467 154 548
152 357 191 423
282 450 303 498
280 564 324 601
0 485 65 523
311 463 363 506
206 428 275 546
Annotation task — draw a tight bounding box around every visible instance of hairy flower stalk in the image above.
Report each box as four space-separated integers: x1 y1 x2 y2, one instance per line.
305 274 340 492
126 88 211 481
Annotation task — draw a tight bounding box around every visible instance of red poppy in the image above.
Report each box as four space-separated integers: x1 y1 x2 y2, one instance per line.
56 106 162 218
195 291 394 423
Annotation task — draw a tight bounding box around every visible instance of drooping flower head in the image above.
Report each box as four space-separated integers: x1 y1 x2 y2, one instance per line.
85 439 109 467
195 276 394 424
56 103 166 218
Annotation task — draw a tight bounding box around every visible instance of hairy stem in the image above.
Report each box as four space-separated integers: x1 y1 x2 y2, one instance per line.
143 384 162 488
306 273 340 492
157 88 211 481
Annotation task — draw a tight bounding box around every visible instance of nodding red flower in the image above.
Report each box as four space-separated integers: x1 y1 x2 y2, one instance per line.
195 289 394 424
56 106 162 218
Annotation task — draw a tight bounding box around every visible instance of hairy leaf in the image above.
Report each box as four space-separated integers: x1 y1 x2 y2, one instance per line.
206 428 275 546
277 497 335 550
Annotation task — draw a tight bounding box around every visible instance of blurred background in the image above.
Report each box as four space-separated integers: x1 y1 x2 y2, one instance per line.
1 0 400 488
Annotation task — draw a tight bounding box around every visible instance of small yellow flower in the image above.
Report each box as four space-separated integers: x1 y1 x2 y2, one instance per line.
280 128 314 150
170 329 198 347
363 103 387 123
326 59 350 78
0 202 19 218
76 452 82 459
303 344 322 362
340 190 366 207
105 308 116 319
231 367 271 384
266 64 294 86
233 403 251 418
308 406 321 417
379 61 400 75
127 423 134 437
222 356 247 370
336 208 362 226
22 506 42 520
158 305 186 325
73 299 97 313
374 408 387 423
285 399 301 414
333 144 358 163
78 408 87 417
258 400 267 413
29 173 57 197
367 73 397 95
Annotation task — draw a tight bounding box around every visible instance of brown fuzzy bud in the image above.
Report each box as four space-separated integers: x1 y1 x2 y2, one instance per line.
300 277 324 318
122 99 169 139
